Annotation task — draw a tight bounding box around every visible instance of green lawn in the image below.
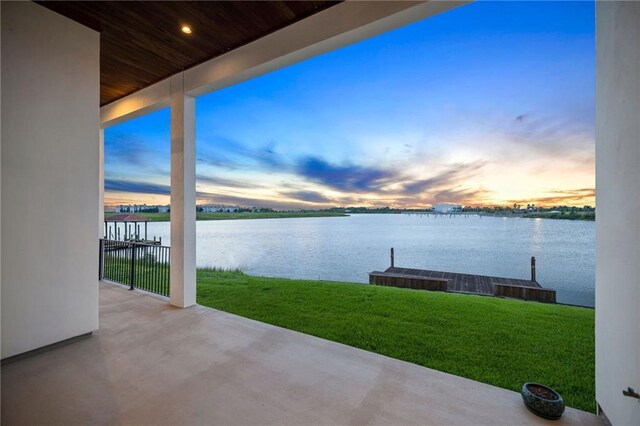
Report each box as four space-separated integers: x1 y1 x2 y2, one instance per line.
105 211 348 222
197 269 595 413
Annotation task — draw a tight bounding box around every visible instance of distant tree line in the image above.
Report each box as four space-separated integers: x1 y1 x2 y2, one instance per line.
462 204 595 213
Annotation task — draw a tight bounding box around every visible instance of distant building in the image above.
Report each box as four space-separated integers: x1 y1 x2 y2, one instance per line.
115 203 241 213
116 204 169 213
432 204 462 213
116 204 149 213
199 204 239 213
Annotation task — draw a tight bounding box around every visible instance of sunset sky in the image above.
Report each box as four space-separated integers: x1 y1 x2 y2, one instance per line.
105 1 595 209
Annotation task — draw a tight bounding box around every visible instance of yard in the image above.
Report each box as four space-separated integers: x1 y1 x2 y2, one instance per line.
197 268 595 413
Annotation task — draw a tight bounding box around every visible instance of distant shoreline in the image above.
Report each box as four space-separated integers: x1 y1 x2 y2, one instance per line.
479 212 595 221
105 210 594 222
105 211 349 222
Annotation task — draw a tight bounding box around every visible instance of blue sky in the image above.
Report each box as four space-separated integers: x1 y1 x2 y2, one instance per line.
105 1 595 209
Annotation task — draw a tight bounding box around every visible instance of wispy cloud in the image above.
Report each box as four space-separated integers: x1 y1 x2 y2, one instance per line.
104 134 162 167
195 191 317 210
105 179 170 196
401 162 485 195
506 188 595 206
429 188 492 205
282 190 333 204
295 156 395 193
197 156 240 170
197 137 288 172
504 113 594 162
196 174 258 190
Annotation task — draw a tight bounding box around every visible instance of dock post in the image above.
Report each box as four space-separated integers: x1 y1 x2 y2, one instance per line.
390 247 395 268
531 256 536 282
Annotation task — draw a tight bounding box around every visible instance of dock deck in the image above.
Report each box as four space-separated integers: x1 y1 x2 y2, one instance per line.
370 266 556 303
384 266 540 295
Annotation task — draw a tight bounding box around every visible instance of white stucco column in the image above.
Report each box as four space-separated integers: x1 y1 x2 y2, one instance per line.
99 128 104 237
169 74 196 308
596 2 640 424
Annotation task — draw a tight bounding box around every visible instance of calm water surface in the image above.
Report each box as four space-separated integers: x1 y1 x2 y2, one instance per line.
148 214 595 307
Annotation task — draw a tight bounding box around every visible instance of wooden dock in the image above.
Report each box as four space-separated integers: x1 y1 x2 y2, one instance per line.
370 266 556 303
369 250 556 303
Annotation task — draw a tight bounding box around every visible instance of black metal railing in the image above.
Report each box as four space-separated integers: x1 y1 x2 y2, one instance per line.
99 239 170 297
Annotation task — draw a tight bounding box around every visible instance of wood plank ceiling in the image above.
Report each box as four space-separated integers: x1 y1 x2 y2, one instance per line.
36 1 339 106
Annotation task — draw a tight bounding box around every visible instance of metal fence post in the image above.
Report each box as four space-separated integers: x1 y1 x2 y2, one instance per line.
98 239 104 280
130 242 136 290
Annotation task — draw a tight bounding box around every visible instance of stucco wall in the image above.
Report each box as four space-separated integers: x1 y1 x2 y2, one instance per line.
595 2 640 424
1 2 99 358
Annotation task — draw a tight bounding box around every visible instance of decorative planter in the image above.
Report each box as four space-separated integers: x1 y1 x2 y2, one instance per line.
521 383 565 420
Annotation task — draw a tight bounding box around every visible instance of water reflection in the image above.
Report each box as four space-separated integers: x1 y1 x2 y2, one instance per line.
149 214 596 307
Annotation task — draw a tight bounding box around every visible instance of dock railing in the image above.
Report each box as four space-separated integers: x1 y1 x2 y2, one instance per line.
99 239 170 297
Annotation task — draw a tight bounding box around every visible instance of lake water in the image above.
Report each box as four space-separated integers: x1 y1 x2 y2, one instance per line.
148 214 596 307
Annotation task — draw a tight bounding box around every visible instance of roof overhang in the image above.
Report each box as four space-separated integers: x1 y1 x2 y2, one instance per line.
93 1 469 128
37 1 341 106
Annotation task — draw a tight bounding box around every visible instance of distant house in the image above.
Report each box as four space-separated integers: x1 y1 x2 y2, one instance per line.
432 204 462 213
117 204 169 213
199 204 239 213
117 204 148 213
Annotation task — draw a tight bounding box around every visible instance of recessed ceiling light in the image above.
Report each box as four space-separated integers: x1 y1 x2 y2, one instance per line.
181 25 192 34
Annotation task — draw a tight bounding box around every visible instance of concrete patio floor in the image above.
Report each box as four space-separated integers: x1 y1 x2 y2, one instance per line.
2 283 601 425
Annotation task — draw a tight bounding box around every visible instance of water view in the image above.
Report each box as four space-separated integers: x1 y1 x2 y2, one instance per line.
149 214 595 307
97 1 601 417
